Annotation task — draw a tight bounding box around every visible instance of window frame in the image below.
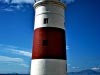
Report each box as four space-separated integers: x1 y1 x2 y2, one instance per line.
44 18 48 24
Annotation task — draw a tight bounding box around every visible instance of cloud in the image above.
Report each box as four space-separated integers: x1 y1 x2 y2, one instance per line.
67 64 71 66
11 0 34 4
66 45 69 50
0 0 9 3
72 67 80 69
11 0 75 4
3 8 14 11
0 55 29 68
0 0 75 12
10 49 32 57
19 63 29 68
0 0 75 4
66 0 75 4
91 67 100 70
0 44 32 57
0 55 24 63
0 44 18 49
0 44 3 46
0 44 30 73
0 0 32 12
0 0 34 4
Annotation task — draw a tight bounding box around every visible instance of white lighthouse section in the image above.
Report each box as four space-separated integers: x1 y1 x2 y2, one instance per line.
34 0 65 30
31 0 67 75
31 59 66 75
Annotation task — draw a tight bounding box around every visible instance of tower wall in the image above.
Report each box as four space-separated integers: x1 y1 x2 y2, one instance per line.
31 0 67 75
34 3 65 30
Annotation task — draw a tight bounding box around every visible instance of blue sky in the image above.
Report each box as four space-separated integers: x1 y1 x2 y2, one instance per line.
67 0 100 72
0 0 100 74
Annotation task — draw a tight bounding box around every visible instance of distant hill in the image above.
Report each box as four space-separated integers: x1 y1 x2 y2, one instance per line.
0 74 29 75
68 69 100 75
1 70 100 75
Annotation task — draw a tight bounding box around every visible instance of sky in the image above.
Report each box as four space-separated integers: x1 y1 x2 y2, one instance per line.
0 0 100 74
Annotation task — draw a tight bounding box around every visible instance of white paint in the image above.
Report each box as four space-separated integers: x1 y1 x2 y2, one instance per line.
35 5 64 16
34 13 65 30
34 1 65 30
30 59 67 75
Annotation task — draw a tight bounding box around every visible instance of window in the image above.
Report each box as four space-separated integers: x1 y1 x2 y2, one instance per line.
42 40 48 46
44 18 48 24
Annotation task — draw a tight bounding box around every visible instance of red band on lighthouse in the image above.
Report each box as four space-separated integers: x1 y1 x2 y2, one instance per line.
32 27 66 60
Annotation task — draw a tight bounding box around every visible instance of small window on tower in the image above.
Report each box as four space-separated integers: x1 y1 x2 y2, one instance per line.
44 18 48 24
42 40 48 46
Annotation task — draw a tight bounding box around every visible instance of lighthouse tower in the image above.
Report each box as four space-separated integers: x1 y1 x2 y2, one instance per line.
31 0 67 75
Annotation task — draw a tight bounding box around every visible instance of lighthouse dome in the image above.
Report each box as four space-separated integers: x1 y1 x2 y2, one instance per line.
34 0 66 3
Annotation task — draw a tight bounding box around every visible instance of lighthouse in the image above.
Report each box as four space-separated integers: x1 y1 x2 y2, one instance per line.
31 0 67 75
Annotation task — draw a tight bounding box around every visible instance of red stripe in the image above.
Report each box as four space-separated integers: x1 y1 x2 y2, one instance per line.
32 27 66 60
